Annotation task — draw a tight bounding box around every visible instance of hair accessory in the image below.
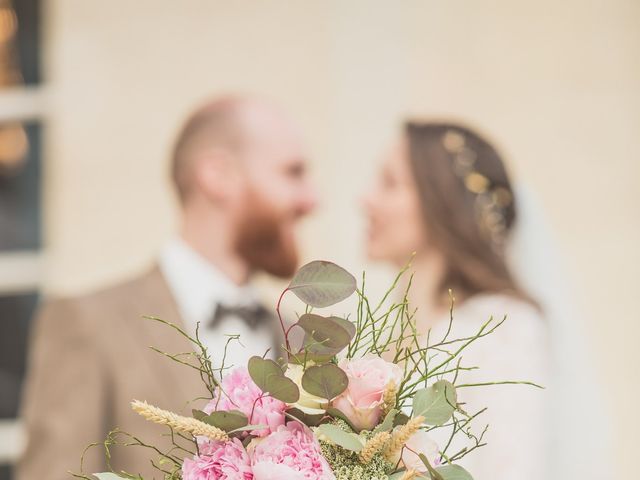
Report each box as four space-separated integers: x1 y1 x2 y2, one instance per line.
441 129 512 250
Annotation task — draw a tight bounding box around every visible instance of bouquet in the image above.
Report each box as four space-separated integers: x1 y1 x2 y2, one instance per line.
75 261 538 480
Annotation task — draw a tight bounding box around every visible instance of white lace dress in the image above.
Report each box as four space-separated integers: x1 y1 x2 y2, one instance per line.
422 293 550 480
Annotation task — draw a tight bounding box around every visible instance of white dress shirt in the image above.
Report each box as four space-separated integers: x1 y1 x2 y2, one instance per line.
159 237 277 370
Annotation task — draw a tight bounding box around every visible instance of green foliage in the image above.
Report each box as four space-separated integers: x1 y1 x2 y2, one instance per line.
325 406 359 431
77 260 537 480
435 465 474 480
301 364 349 399
319 420 394 480
373 409 398 434
286 407 325 426
248 356 300 403
199 410 248 432
413 380 457 426
297 314 355 351
288 260 357 308
316 423 364 452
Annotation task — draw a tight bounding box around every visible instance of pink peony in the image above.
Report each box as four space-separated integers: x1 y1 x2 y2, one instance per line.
333 355 403 431
182 438 253 480
251 422 335 480
205 367 286 437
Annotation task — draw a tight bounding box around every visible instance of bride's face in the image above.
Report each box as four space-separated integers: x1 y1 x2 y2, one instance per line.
363 140 428 265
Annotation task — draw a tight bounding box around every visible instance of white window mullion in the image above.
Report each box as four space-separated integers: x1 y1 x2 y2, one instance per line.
0 419 25 463
0 86 47 123
0 250 42 294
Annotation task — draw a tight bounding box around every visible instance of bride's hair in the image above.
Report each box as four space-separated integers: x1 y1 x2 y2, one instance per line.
405 121 533 304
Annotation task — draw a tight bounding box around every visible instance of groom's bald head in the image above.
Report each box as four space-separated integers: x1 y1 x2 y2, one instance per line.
169 95 317 278
171 95 248 201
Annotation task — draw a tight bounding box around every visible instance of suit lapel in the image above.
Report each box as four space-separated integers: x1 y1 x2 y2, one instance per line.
130 265 208 411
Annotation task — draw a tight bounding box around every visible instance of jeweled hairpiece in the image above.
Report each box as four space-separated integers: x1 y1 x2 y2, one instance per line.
441 129 513 250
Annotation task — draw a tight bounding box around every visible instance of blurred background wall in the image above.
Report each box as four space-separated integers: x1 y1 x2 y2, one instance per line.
1 0 638 478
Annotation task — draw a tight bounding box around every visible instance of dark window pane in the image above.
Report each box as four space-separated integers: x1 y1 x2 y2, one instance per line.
0 464 11 480
0 291 38 418
0 0 40 87
13 0 41 85
0 122 41 251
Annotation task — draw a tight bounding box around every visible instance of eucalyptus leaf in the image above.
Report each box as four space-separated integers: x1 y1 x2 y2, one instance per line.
302 364 349 400
229 423 268 434
325 407 358 432
413 380 457 425
331 316 357 339
248 356 300 403
203 410 248 432
93 474 128 480
291 346 336 365
373 408 398 434
264 375 300 403
388 473 428 480
393 412 410 427
286 407 325 427
288 261 357 308
435 465 473 480
297 314 353 351
316 423 364 452
248 356 284 388
388 473 406 480
192 409 208 421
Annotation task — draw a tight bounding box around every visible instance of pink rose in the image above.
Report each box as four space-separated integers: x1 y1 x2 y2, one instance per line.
332 355 402 431
251 422 335 480
205 367 286 437
182 438 253 480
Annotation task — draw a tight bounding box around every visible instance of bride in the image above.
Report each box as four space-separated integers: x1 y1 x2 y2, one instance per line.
362 121 549 479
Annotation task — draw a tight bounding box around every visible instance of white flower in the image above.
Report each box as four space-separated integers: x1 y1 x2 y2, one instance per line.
391 429 441 472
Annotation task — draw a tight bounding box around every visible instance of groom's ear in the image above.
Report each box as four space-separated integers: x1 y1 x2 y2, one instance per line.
193 147 244 204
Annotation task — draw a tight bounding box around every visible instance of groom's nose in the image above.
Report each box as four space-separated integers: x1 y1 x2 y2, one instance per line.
295 184 318 217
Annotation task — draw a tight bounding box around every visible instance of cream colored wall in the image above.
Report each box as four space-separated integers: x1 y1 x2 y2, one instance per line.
43 0 639 476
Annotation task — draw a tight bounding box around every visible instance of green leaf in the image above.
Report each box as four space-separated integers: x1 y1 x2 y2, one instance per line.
302 364 349 400
288 261 357 308
316 423 364 452
192 409 208 421
297 314 354 351
393 412 410 427
388 473 406 480
285 407 325 426
435 465 473 480
266 375 300 403
93 474 128 480
326 407 358 432
412 380 457 426
373 408 398 434
229 423 268 434
290 346 336 365
331 316 357 339
388 473 428 480
248 356 300 403
248 355 283 387
203 410 248 432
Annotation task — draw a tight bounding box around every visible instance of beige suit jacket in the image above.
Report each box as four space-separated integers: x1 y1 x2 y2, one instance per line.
16 266 215 480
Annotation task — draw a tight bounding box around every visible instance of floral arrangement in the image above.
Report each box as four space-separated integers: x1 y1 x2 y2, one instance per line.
75 261 538 480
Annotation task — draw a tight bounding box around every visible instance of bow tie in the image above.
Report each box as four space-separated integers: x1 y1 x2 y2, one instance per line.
208 302 270 330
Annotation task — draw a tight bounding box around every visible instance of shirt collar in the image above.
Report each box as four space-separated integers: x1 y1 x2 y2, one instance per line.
159 237 259 328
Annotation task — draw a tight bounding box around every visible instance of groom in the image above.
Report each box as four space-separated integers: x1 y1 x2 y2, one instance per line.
16 96 317 480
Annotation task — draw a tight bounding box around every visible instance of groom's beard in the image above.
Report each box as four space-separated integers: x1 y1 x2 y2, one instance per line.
234 197 300 279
